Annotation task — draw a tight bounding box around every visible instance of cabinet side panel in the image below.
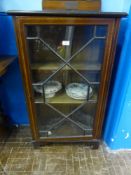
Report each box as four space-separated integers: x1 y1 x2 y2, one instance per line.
93 19 120 139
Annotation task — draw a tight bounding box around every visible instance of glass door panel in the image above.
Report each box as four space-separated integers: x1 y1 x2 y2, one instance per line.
25 24 107 138
35 103 96 137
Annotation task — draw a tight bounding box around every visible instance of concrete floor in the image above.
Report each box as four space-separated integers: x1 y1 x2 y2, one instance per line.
0 126 131 175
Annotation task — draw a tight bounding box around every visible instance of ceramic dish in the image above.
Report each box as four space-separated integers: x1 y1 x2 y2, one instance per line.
66 83 93 100
33 80 62 98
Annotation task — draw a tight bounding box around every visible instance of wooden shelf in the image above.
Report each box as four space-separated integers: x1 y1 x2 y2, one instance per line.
31 63 101 71
35 92 97 104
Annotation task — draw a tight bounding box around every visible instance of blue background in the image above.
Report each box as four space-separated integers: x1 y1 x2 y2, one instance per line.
103 8 131 149
0 0 131 149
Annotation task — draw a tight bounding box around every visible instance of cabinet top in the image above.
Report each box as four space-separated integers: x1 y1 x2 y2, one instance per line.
7 10 127 18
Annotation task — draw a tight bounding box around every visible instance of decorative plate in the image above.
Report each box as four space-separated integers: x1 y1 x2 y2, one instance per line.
66 83 93 100
33 80 62 98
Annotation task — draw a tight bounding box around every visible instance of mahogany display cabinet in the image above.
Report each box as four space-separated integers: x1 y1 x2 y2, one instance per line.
8 10 127 148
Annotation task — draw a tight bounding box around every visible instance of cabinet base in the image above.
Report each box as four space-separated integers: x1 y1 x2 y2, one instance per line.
32 140 100 149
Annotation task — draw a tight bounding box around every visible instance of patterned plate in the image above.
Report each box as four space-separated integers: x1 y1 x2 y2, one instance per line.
66 83 93 100
33 81 62 98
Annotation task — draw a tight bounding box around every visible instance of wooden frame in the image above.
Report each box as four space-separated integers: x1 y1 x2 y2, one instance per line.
10 11 126 148
42 0 101 11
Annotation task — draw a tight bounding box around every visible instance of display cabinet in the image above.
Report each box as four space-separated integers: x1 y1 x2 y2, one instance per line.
9 11 126 148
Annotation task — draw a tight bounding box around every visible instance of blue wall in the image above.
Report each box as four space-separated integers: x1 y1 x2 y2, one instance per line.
103 8 131 149
102 0 131 12
0 0 42 11
0 59 29 124
0 15 17 55
0 14 28 124
0 1 131 149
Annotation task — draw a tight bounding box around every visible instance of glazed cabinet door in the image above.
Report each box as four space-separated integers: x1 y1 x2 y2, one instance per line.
15 17 115 141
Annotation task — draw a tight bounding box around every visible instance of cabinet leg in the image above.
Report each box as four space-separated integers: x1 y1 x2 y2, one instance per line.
32 141 40 149
91 141 100 150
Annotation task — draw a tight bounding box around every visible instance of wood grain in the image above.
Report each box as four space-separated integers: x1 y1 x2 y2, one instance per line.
43 0 101 11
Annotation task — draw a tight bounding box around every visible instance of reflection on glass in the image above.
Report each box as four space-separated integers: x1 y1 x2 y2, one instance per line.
25 24 107 138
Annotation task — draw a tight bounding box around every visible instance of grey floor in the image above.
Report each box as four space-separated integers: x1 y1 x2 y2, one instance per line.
0 126 131 175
